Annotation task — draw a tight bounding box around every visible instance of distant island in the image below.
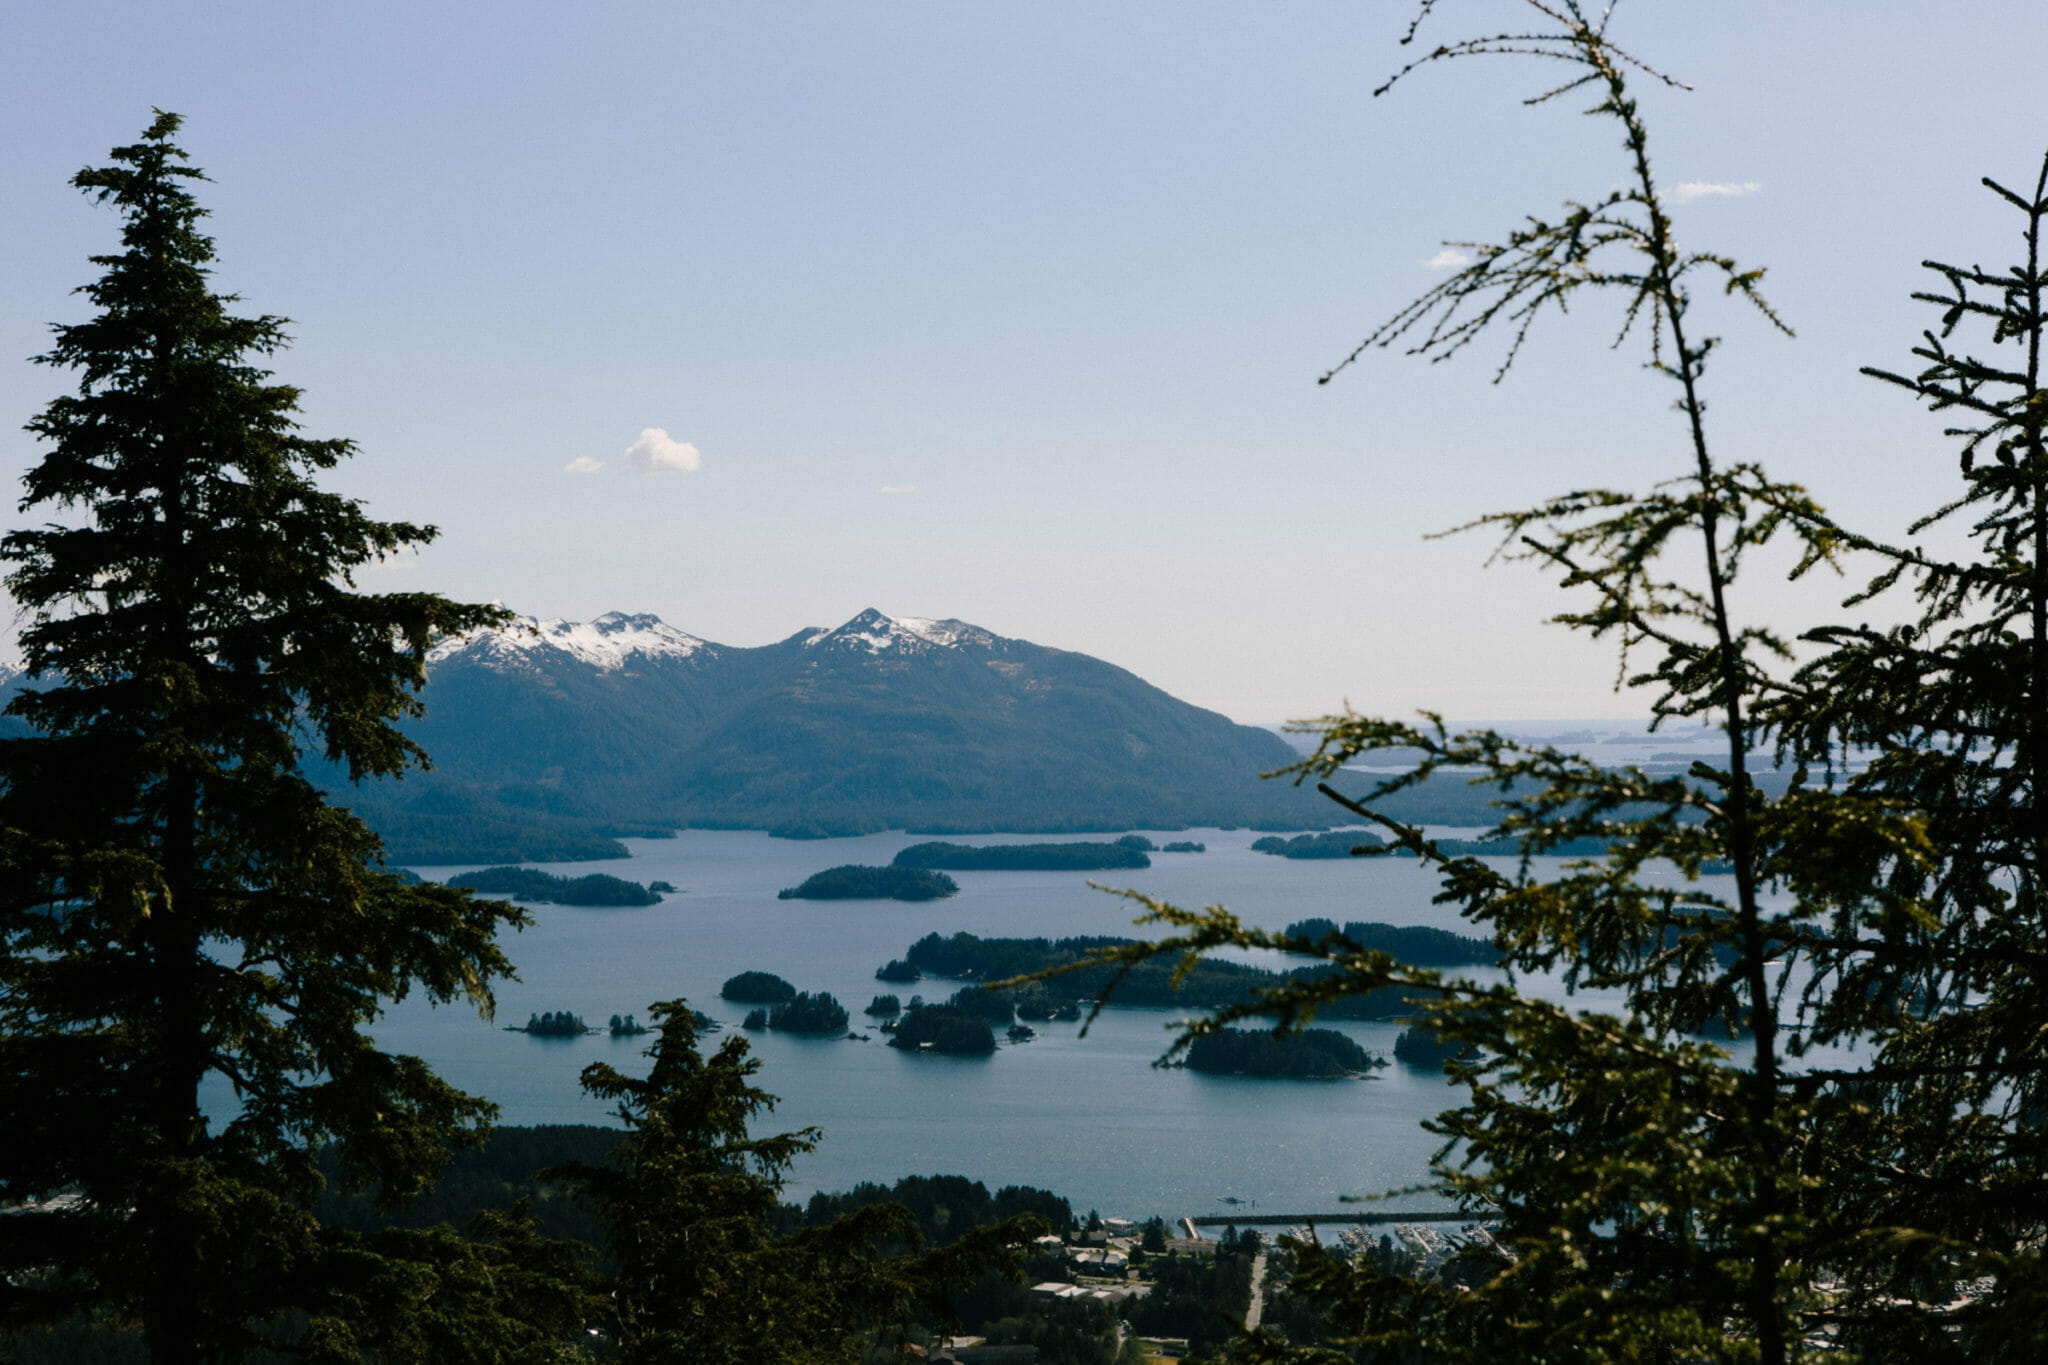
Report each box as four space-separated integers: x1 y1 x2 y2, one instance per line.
1184 1027 1384 1079
766 991 851 1034
865 994 902 1016
1250 831 1386 859
608 1013 647 1036
511 1011 592 1037
898 931 1414 1020
720 971 796 1003
778 865 959 901
875 958 921 983
887 1003 997 1056
1282 918 1498 969
446 866 663 906
1393 1024 1472 1069
1159 840 1206 853
1252 830 1613 859
892 838 1152 872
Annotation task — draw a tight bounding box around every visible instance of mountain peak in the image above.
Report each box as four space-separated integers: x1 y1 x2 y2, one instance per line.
429 612 709 672
807 608 997 655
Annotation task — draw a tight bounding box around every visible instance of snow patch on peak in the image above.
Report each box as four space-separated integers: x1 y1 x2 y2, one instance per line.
808 609 996 655
429 612 709 672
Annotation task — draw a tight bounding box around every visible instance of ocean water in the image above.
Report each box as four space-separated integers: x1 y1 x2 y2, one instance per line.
374 829 1693 1223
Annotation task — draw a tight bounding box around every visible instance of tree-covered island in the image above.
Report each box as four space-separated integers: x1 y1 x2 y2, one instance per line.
445 865 663 906
1282 918 1498 969
766 991 851 1034
1182 1026 1383 1079
777 865 959 901
892 840 1151 871
720 971 796 1003
513 1011 592 1037
887 1003 998 1056
898 931 1419 1019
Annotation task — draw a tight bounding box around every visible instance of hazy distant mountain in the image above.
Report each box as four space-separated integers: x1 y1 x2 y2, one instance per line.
331 608 1335 861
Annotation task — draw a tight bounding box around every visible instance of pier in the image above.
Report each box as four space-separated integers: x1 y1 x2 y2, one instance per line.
1187 1211 1474 1228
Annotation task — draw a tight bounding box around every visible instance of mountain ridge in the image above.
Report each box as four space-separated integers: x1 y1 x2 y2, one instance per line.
341 606 1337 860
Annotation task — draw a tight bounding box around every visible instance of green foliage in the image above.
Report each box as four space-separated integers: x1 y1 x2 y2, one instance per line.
1183 1027 1373 1080
1388 1024 1467 1071
719 970 796 1003
876 957 922 983
519 1012 590 1038
804 1174 1074 1244
445 865 661 906
777 864 960 901
1028 5 2048 1361
0 114 539 1360
1250 832 1385 859
1280 919 1496 969
905 931 1413 1020
1125 1245 1256 1356
865 994 902 1016
946 985 1017 1026
887 1005 997 1056
894 840 1152 871
766 991 850 1034
555 1001 1036 1363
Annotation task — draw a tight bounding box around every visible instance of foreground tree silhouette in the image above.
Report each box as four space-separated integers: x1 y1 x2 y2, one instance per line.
1027 4 2048 1361
0 114 533 1360
558 1000 1038 1364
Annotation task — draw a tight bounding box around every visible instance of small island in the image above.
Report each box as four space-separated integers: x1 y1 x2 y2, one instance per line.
608 1013 648 1036
887 1003 997 1056
893 931 1414 1019
1159 840 1206 853
864 994 902 1017
721 971 797 1004
1283 918 1498 968
768 991 851 1034
1393 1024 1472 1069
778 865 959 901
1252 831 1610 859
1249 831 1386 860
891 840 1151 872
1183 1027 1381 1079
875 958 921 983
512 1010 592 1037
447 866 664 906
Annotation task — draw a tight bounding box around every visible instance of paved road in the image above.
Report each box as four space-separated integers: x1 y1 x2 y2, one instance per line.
1244 1248 1268 1332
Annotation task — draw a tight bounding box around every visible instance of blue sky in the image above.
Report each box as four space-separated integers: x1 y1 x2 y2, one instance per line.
4 2 2043 722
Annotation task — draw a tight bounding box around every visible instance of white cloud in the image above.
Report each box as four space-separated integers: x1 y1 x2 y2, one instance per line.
1668 180 1761 204
564 456 605 474
879 484 918 495
625 427 702 475
1421 247 1472 270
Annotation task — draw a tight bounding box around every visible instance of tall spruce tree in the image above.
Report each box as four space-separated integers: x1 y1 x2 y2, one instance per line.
558 1001 1039 1364
0 114 531 1360
1024 4 2047 1361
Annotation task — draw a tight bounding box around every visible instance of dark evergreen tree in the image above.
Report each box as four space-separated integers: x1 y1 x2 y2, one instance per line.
1026 5 2048 1362
558 1001 1035 1364
0 114 533 1361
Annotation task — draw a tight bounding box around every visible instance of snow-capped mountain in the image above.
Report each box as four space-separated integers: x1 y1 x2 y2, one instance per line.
801 608 998 656
334 607 1333 861
428 610 711 672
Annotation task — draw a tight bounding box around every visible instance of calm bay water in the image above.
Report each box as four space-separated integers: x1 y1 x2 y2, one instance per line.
372 829 1682 1222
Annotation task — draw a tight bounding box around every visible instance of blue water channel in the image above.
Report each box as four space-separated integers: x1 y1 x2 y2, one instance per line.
366 828 1715 1223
